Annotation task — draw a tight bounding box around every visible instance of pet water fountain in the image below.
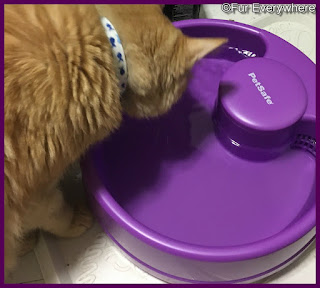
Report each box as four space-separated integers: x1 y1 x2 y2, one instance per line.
81 19 315 283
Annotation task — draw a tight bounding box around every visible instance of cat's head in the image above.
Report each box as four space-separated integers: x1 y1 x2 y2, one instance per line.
97 5 227 118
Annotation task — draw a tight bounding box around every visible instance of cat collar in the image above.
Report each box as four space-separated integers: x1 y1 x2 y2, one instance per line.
101 17 128 95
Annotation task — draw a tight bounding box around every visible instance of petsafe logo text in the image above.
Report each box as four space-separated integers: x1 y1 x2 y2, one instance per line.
248 72 274 105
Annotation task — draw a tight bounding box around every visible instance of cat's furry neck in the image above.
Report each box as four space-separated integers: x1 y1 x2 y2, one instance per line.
5 5 123 193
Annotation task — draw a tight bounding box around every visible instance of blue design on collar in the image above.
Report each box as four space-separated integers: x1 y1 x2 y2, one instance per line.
101 17 128 95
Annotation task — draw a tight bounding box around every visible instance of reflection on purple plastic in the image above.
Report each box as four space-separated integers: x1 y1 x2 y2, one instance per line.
214 45 257 62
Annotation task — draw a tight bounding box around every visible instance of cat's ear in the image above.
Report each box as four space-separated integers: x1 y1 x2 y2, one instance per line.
187 37 228 65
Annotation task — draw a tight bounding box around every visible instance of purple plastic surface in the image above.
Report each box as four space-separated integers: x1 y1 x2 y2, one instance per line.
219 58 307 131
82 19 315 283
215 57 308 160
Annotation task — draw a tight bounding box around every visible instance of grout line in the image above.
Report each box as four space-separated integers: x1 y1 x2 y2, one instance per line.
34 233 61 284
22 278 45 284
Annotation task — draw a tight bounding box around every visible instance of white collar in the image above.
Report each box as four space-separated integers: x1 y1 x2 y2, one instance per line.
100 17 128 95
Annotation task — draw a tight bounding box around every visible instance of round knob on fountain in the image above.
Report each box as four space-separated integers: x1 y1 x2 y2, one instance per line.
215 57 308 160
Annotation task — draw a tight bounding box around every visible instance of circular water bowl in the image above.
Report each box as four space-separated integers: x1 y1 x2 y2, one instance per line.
82 19 315 283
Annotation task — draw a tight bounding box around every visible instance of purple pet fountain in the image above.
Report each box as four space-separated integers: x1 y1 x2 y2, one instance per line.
81 20 315 283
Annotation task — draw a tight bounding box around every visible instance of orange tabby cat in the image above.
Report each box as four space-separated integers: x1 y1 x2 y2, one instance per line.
4 4 226 278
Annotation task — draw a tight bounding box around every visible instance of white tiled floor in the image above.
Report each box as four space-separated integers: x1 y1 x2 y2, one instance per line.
6 251 44 284
7 230 316 284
